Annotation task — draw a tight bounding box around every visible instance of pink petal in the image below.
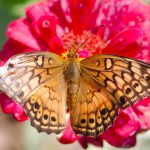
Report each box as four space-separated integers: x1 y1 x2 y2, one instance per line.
102 28 143 56
61 0 102 34
0 94 16 114
57 120 77 144
99 0 150 41
77 49 90 58
133 98 150 130
0 60 6 67
26 2 54 35
37 15 64 54
113 109 139 138
6 18 47 50
38 15 58 37
134 45 150 63
47 0 71 29
47 36 64 55
100 108 139 147
12 103 28 122
102 129 136 148
78 136 103 149
0 38 35 61
0 93 28 122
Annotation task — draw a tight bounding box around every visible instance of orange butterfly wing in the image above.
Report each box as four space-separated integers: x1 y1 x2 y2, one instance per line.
70 54 150 137
0 52 67 134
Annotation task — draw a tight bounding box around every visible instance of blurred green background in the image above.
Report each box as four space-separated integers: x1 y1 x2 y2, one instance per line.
0 0 40 48
0 0 150 150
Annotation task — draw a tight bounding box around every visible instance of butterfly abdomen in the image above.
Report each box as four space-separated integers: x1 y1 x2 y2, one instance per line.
64 59 81 110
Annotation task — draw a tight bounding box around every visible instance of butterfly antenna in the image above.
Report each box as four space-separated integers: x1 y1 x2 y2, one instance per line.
76 24 106 51
67 24 105 58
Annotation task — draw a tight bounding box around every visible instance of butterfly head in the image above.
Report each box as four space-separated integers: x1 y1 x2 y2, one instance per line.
67 47 78 59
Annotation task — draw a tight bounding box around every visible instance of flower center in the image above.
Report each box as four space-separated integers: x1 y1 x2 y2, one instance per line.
61 31 102 56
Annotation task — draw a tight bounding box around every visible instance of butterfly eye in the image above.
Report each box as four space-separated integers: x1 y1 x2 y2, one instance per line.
67 45 79 59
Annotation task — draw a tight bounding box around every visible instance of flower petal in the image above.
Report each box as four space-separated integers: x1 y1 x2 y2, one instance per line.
6 18 47 50
99 108 139 147
57 120 77 144
133 98 150 130
102 128 136 148
60 0 102 34
37 15 64 54
99 0 150 63
134 45 150 63
26 2 53 35
78 136 103 149
99 0 150 41
102 28 143 57
0 93 28 122
113 109 139 138
12 103 28 122
0 93 16 114
77 49 90 58
0 38 35 61
48 0 71 30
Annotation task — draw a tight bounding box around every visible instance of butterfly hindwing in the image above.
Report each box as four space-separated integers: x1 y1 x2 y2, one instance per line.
0 52 67 134
24 74 67 134
70 75 119 137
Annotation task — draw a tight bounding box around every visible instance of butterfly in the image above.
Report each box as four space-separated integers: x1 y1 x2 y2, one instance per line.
0 51 150 137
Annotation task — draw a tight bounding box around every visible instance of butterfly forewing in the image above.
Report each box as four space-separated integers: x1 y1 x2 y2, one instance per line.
0 52 64 102
80 54 150 109
0 52 67 134
7 52 64 68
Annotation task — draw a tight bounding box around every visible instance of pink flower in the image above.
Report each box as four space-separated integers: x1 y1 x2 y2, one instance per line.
0 0 150 148
0 93 28 122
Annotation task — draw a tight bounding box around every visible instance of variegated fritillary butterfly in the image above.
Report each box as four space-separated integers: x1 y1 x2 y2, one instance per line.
0 51 150 137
